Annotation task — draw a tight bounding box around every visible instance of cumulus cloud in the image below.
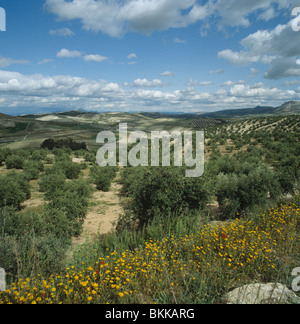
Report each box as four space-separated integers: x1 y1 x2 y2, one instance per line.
210 0 292 27
1 69 299 113
45 0 293 38
45 0 209 37
218 19 300 79
57 49 81 58
223 80 247 86
83 54 108 62
133 78 165 87
264 57 300 79
57 49 108 62
186 79 213 86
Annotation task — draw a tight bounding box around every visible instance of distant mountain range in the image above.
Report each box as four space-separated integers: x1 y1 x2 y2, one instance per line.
200 101 300 118
141 101 300 119
1 101 300 121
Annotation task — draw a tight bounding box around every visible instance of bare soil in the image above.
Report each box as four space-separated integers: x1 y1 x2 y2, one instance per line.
72 173 124 246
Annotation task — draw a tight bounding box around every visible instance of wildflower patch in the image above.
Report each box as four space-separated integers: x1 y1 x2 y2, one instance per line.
0 202 299 304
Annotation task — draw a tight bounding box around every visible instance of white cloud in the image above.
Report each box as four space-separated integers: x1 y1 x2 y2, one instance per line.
218 19 300 79
38 59 54 65
45 0 209 37
57 49 108 63
1 68 299 114
0 57 29 68
57 49 81 58
160 71 176 77
84 54 108 62
223 80 246 86
128 53 137 59
258 7 277 21
264 57 300 79
218 49 260 66
133 78 164 87
49 28 75 37
44 0 294 40
210 0 292 27
187 79 213 86
209 69 224 74
250 68 260 75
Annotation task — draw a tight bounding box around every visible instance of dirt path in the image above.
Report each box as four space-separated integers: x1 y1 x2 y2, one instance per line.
72 172 124 246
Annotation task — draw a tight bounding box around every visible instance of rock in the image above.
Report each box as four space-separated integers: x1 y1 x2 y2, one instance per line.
225 283 300 304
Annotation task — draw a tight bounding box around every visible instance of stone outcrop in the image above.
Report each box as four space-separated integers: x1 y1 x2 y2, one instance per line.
225 283 300 304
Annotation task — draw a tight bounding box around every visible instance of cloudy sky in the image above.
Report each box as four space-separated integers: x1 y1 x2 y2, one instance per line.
1 0 300 115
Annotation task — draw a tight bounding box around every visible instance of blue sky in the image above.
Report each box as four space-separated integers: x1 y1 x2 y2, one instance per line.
0 0 300 115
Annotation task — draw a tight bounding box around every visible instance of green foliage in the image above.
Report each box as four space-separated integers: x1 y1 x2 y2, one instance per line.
0 174 30 209
39 172 66 198
45 180 92 237
41 138 87 151
0 150 5 166
121 166 211 226
49 160 82 179
0 166 93 279
23 160 44 180
84 152 96 163
5 155 25 169
211 156 279 219
90 165 118 192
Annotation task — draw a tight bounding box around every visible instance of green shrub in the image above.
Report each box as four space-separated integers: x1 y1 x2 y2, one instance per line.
41 138 87 151
64 163 81 179
47 190 88 237
84 152 96 163
0 174 29 208
5 155 25 169
48 160 81 180
0 150 5 166
215 166 276 219
90 165 118 192
23 161 44 180
38 172 66 197
122 167 211 226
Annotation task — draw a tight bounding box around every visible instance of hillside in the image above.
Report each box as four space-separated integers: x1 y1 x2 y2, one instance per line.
0 101 299 150
0 110 299 304
202 101 300 118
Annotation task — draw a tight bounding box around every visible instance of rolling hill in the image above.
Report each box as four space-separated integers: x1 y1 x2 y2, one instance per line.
202 101 300 118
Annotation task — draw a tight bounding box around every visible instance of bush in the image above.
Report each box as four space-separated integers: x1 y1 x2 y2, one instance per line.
84 152 96 163
41 138 87 151
121 166 211 226
39 172 66 198
64 163 81 180
23 161 44 180
215 165 276 219
49 160 81 180
0 174 30 208
90 165 118 192
0 150 5 166
5 155 25 169
46 184 90 237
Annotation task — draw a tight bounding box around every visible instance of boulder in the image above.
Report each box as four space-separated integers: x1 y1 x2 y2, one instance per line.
225 283 300 304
